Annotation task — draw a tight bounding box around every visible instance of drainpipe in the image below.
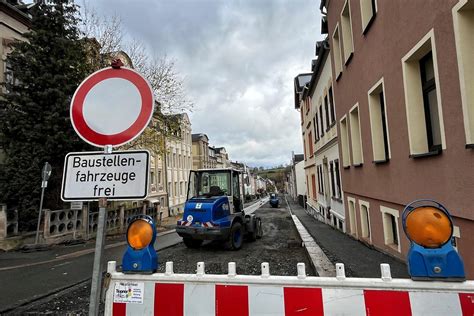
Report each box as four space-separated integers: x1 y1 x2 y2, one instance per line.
162 134 171 217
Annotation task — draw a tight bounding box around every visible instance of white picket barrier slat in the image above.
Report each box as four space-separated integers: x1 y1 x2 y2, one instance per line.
104 261 474 316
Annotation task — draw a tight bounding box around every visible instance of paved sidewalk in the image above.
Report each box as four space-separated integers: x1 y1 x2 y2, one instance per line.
286 196 409 278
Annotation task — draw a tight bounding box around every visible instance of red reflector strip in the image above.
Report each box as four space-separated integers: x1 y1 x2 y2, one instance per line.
459 293 474 315
216 284 249 316
283 287 324 315
154 283 184 316
364 290 412 316
112 302 126 316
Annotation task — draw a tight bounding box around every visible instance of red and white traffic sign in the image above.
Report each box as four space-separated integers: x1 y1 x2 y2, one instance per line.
70 67 154 147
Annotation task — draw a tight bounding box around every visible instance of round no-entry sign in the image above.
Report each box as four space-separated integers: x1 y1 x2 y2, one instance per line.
70 67 154 147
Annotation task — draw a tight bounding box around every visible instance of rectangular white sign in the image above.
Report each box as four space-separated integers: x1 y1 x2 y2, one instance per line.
70 201 83 210
113 281 144 304
61 150 149 201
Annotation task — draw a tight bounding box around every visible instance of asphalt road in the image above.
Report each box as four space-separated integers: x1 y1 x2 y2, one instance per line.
0 231 182 313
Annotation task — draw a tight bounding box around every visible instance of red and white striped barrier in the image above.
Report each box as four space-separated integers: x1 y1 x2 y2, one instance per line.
178 220 214 227
105 261 474 316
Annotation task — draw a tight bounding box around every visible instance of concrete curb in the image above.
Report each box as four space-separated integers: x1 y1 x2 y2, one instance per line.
285 196 336 277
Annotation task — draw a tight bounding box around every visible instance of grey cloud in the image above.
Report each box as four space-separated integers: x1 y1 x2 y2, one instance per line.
90 0 322 167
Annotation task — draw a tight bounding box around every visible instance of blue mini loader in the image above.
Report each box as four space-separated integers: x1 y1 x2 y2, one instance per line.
176 168 263 250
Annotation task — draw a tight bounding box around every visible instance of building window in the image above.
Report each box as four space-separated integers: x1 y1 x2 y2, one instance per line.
332 23 343 78
347 197 357 237
368 78 390 162
308 131 314 156
313 116 320 141
453 0 474 146
303 137 307 159
359 200 370 240
319 105 325 137
340 0 355 64
349 104 364 165
340 116 351 167
420 52 442 153
306 175 310 197
329 160 342 200
402 30 445 157
158 171 162 185
150 170 155 185
330 162 336 198
317 165 324 194
329 86 336 125
360 0 377 33
381 206 401 252
311 174 317 200
334 159 342 199
324 95 330 131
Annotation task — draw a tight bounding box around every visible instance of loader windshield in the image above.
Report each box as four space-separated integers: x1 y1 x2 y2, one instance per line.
188 170 231 199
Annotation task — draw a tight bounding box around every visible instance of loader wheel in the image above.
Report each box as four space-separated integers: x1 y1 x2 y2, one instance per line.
225 222 243 250
256 218 263 239
183 238 203 248
248 222 257 242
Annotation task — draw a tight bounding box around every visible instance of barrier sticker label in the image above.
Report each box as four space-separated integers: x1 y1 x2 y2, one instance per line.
113 281 144 304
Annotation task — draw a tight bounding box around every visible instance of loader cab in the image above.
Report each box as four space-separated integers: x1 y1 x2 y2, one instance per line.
187 168 244 213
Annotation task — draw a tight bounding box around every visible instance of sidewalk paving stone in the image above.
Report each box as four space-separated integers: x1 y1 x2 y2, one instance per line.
286 196 409 278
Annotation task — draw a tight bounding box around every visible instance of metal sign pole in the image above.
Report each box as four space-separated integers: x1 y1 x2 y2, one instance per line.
35 162 51 244
89 145 112 316
34 185 46 244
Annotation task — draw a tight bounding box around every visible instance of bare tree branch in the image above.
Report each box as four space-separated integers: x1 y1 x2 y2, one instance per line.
79 2 193 154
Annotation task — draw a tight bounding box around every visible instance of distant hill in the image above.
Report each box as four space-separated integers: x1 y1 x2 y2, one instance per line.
256 167 290 191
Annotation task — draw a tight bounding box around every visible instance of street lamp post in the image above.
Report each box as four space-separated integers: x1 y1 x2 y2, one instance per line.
35 162 51 244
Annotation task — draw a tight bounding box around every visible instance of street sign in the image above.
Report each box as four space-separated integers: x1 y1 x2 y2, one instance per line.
61 150 150 201
70 67 154 148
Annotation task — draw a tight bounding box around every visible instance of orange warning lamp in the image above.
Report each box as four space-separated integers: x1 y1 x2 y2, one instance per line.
402 200 464 280
127 218 154 250
122 215 158 273
405 206 452 248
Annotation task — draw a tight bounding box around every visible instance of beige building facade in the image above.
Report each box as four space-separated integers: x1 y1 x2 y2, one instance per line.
296 40 345 232
166 113 192 214
191 133 211 169
214 147 230 168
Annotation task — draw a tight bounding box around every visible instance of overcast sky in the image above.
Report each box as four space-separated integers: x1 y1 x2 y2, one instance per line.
88 0 322 168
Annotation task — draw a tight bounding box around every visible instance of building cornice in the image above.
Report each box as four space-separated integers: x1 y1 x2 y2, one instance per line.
314 135 338 155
